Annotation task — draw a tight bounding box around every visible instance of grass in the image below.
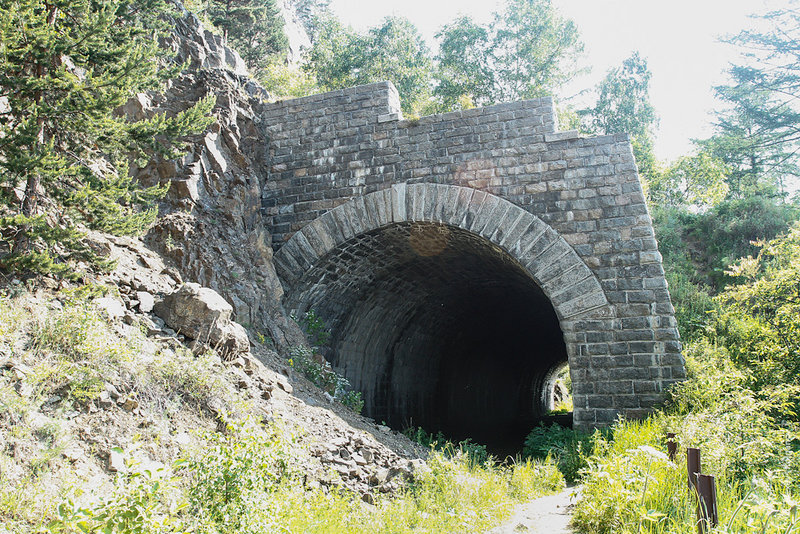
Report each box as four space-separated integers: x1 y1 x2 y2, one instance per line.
178 419 564 534
572 341 800 534
574 417 800 534
44 417 565 534
0 288 567 533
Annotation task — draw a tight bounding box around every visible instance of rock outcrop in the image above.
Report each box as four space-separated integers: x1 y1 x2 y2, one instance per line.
128 10 306 353
154 282 250 357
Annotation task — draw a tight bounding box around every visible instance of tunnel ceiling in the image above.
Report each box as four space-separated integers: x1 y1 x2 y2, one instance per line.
287 222 568 453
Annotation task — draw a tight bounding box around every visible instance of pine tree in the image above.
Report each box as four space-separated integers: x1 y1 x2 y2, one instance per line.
0 0 214 277
701 6 800 198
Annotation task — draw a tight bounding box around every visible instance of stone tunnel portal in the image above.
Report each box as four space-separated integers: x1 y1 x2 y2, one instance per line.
287 222 569 454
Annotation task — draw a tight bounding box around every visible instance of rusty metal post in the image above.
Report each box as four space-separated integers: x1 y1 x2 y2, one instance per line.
696 474 718 533
666 432 677 461
687 447 701 493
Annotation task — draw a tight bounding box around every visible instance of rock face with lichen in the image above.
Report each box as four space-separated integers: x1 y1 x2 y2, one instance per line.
128 10 306 353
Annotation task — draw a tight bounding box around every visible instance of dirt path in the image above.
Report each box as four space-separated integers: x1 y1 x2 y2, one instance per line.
486 487 579 533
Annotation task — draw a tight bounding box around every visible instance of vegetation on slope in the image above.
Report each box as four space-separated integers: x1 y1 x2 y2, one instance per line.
0 0 214 277
0 287 565 533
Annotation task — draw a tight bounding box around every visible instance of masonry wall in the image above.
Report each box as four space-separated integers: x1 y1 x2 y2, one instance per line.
261 82 684 428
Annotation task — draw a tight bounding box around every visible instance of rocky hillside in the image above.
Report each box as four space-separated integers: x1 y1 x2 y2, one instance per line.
0 7 439 530
0 229 427 513
131 10 307 352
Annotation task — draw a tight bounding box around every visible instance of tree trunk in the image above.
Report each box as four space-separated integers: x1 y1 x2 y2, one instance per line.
12 4 58 256
12 173 40 255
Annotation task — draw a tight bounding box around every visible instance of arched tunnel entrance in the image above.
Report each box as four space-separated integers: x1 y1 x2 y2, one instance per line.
287 221 569 454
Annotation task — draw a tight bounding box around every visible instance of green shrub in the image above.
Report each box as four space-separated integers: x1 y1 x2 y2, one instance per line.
509 457 565 500
573 337 800 534
294 310 330 348
185 419 293 532
339 390 364 414
48 456 187 534
288 346 363 413
403 426 490 468
522 423 598 483
573 417 800 534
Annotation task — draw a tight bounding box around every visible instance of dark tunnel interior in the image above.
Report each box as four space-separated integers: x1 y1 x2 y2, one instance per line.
287 222 569 454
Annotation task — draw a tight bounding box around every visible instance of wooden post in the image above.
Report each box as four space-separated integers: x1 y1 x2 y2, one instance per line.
687 448 701 494
696 474 718 533
666 432 677 461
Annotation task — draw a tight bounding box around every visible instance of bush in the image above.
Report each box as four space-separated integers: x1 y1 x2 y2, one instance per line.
573 339 800 534
288 346 363 413
573 417 800 534
522 423 597 483
185 419 294 533
48 457 188 534
685 196 798 289
403 426 490 468
294 310 330 348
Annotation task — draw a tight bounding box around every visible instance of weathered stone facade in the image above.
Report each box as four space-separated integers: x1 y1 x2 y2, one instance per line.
261 82 684 440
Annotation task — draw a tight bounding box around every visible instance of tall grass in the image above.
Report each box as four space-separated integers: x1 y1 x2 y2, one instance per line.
573 341 800 534
48 418 565 534
178 419 565 534
574 418 799 534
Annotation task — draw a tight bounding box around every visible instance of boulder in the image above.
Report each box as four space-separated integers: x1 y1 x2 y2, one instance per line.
153 283 250 357
136 291 155 313
94 297 126 321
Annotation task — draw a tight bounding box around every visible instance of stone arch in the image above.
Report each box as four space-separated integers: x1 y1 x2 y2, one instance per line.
275 183 609 322
274 183 610 452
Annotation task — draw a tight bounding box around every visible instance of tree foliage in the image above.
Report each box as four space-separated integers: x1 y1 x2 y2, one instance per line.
582 52 659 185
713 222 800 407
640 10 800 341
435 16 494 110
700 6 800 198
304 0 583 114
434 0 582 110
648 152 729 209
287 0 329 40
307 15 434 115
491 0 582 102
584 52 655 139
0 0 214 276
205 0 288 78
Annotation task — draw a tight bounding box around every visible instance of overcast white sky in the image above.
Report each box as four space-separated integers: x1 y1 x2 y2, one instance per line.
329 0 789 162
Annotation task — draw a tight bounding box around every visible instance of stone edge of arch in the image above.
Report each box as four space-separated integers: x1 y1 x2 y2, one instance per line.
273 183 611 323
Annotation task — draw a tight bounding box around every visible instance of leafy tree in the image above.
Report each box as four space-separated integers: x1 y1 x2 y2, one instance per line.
0 0 214 276
700 6 800 198
304 14 357 90
205 0 288 78
259 63 319 98
433 0 582 111
491 0 582 102
584 52 655 139
434 16 494 110
306 1 581 114
713 222 800 405
688 197 798 285
287 0 330 40
582 52 659 184
307 15 434 115
648 151 729 209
